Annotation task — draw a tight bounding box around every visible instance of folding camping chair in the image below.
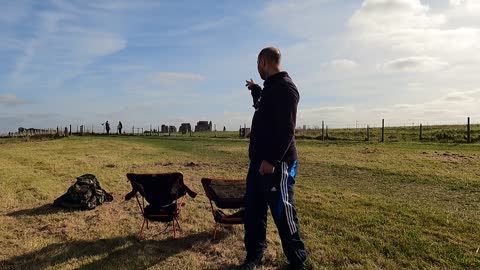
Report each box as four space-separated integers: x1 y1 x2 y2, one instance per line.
201 178 246 240
125 172 197 240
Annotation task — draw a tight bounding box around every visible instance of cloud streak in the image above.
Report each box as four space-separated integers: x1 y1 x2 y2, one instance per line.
0 94 26 105
381 56 448 72
8 3 127 89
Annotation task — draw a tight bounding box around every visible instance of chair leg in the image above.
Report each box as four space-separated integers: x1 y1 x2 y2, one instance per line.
175 218 182 231
138 219 147 240
172 219 177 239
213 223 219 240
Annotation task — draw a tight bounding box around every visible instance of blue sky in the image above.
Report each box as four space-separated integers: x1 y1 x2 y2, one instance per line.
1 0 480 133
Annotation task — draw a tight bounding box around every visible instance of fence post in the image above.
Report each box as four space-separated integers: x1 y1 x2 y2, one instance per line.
367 125 370 142
326 125 328 140
381 119 385 142
467 117 471 143
419 124 423 141
321 120 325 141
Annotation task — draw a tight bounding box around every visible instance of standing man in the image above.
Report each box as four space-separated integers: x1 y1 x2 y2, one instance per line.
240 47 307 270
117 121 123 135
105 121 110 135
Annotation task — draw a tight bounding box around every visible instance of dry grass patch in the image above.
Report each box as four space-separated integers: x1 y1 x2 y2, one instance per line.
1 137 479 269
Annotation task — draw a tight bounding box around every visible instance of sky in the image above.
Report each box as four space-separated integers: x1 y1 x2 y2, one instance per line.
1 0 480 133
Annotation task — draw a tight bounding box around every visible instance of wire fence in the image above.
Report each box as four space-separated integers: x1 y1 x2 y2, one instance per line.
1 118 479 143
297 118 479 143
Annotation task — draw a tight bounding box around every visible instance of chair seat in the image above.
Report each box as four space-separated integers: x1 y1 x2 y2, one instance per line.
214 209 244 224
143 203 177 222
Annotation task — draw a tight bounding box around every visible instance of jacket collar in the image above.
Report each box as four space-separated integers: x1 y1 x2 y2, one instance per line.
263 71 288 88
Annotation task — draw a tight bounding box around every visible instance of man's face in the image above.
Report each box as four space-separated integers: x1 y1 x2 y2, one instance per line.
257 57 266 80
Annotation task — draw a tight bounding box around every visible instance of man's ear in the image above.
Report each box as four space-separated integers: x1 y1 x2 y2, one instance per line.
258 57 264 67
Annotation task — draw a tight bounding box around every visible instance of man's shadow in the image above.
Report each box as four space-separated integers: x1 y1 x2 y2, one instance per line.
0 232 226 270
6 204 69 217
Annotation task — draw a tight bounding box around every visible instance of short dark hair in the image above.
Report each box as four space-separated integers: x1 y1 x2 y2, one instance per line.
258 47 281 65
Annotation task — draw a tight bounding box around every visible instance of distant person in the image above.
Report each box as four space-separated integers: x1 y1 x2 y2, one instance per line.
240 47 307 270
118 121 123 135
105 121 110 135
223 126 226 132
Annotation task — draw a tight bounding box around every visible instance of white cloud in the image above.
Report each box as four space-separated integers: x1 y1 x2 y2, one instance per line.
450 0 480 13
381 56 448 72
450 0 464 7
300 106 355 114
350 0 446 30
349 0 479 54
3 0 480 131
372 90 480 121
257 0 480 124
151 72 206 85
65 28 126 57
9 6 127 88
0 94 26 105
325 59 358 70
295 90 480 128
439 90 479 103
10 11 65 83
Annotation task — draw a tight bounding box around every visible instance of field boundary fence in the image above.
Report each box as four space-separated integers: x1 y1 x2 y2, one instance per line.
1 117 479 143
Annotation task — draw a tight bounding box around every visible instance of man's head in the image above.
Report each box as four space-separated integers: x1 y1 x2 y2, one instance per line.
257 47 282 80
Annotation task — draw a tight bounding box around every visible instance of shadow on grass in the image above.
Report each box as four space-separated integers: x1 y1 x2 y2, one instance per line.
0 232 225 270
6 204 72 217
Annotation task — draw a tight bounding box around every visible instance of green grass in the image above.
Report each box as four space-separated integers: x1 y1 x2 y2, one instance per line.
0 136 479 269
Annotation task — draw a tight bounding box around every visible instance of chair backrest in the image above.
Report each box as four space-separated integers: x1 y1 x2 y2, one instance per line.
126 173 187 207
201 178 246 209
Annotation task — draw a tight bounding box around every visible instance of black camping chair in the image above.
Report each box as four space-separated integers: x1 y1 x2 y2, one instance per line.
125 172 197 240
201 178 246 240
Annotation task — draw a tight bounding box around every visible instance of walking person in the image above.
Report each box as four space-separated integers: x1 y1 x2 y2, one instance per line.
240 47 307 270
117 121 123 135
105 121 110 135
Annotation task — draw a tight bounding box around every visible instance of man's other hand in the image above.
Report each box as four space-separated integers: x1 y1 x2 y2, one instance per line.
245 78 256 90
259 160 275 175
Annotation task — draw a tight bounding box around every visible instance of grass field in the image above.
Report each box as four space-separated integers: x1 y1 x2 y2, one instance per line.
0 136 479 269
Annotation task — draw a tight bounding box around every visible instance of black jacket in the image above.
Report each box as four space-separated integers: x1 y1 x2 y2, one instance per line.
248 71 299 165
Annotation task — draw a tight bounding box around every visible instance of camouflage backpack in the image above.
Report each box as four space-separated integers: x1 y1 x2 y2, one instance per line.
53 174 114 210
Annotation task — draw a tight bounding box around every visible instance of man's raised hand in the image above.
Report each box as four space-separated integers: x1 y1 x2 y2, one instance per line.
245 78 256 90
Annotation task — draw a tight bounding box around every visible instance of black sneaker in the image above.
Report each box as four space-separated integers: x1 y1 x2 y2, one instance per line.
238 261 256 270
